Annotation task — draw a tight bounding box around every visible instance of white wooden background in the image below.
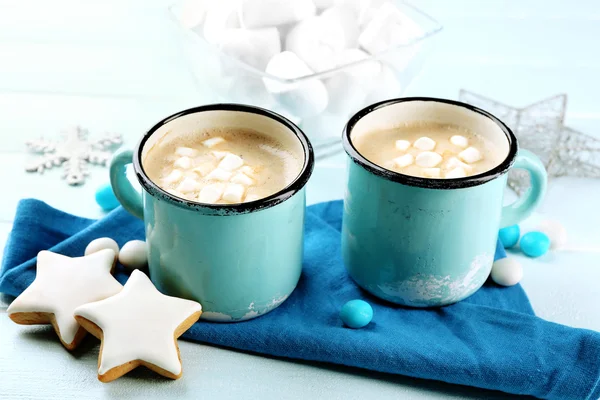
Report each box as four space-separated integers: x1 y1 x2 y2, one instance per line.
1 1 599 399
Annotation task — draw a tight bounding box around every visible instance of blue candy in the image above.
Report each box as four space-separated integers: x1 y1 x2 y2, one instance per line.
340 299 373 329
520 231 551 258
95 183 120 211
498 224 520 248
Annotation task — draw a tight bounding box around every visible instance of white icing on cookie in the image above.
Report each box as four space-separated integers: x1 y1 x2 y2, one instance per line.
7 249 122 346
74 270 202 376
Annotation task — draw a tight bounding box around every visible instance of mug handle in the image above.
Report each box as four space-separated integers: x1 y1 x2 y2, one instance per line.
110 149 144 219
500 149 547 227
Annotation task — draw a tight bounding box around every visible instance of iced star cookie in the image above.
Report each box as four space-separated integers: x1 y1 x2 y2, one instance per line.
74 270 202 382
7 249 122 350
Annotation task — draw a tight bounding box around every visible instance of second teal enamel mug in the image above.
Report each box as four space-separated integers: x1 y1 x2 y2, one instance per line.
342 97 547 307
110 104 314 321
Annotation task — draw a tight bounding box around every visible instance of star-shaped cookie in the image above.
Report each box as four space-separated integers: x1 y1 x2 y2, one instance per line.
7 249 122 350
74 270 202 382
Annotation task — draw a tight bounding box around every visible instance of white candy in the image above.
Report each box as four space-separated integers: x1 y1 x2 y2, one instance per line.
202 137 225 148
218 153 244 171
240 0 316 28
490 257 523 287
320 6 360 50
217 28 281 70
212 151 229 160
175 147 198 157
192 163 214 177
177 177 202 193
163 169 183 184
205 168 233 181
395 140 411 151
445 167 467 179
450 135 469 148
393 153 413 168
423 168 441 178
222 183 246 203
202 0 240 45
198 183 224 203
173 156 193 170
459 147 482 163
244 193 261 202
415 151 442 168
285 17 337 72
264 51 329 118
231 173 255 186
239 165 256 178
446 157 473 172
85 237 119 258
118 240 148 270
537 220 568 250
413 137 436 151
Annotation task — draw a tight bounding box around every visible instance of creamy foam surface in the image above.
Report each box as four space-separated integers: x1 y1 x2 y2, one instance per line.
353 121 504 179
143 127 303 204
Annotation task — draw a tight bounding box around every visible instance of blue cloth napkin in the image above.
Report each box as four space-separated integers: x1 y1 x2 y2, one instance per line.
1 199 599 399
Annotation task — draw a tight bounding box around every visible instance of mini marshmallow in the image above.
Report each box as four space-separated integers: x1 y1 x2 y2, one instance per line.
446 157 473 172
212 151 229 160
173 156 193 170
202 0 240 45
202 137 225 148
264 51 329 118
163 169 183 184
445 167 467 179
413 137 436 151
218 153 244 171
192 163 214 177
176 147 198 157
240 165 256 178
415 151 442 168
423 168 441 178
395 140 411 151
240 0 316 28
393 153 413 168
231 173 255 186
320 5 360 50
222 183 246 203
244 193 261 202
285 17 337 73
459 147 483 163
205 168 233 181
198 184 224 203
177 177 201 193
450 135 469 148
217 28 281 70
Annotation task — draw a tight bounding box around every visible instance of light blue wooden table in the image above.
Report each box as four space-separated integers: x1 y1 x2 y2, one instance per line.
1 1 599 398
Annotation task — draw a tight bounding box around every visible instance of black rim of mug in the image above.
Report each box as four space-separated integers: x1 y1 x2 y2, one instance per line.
342 97 519 190
133 103 314 213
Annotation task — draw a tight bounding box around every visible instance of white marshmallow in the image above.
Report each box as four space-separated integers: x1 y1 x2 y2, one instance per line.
244 193 261 202
450 135 469 148
177 177 202 193
320 6 360 50
176 146 198 157
358 1 423 54
264 51 329 118
445 167 467 179
459 147 483 163
413 137 436 151
423 168 441 178
415 151 442 168
240 0 316 28
537 220 568 250
205 168 233 181
192 163 215 177
211 151 229 160
118 240 148 270
222 183 246 203
393 153 413 168
446 157 473 172
231 173 255 186
240 165 257 178
218 153 244 171
395 140 411 151
217 28 281 70
490 258 523 287
285 17 337 72
173 156 193 170
163 169 183 184
198 183 224 203
202 137 225 148
202 0 240 45
85 237 119 258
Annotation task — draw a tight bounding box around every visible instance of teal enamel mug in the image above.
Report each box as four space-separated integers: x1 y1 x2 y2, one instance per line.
110 104 314 321
342 97 547 307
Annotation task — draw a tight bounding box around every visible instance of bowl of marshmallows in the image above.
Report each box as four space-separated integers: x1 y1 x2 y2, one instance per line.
172 0 442 146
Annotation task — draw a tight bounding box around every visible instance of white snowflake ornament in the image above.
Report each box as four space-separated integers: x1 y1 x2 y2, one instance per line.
25 126 122 185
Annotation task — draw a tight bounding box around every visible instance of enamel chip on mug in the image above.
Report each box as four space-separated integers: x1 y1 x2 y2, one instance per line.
415 151 442 168
459 147 482 163
413 137 436 151
202 137 226 148
393 154 414 168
